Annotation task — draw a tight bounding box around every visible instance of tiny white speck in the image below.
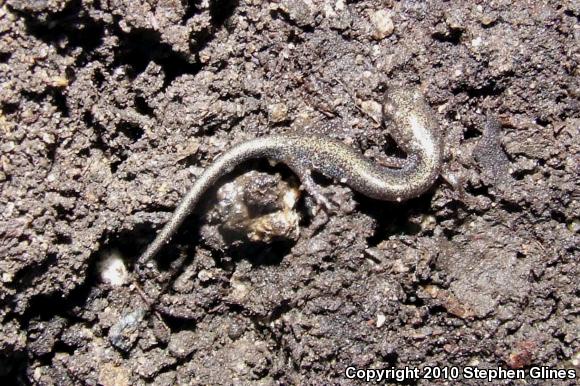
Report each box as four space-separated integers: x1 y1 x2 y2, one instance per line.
1 273 13 283
98 249 128 287
376 313 386 328
283 189 299 208
471 37 483 47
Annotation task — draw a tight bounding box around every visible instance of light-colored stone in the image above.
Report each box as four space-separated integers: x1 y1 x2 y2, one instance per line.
268 103 289 123
371 10 394 40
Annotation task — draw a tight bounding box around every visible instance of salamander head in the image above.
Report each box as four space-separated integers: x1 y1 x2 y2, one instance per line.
383 87 442 160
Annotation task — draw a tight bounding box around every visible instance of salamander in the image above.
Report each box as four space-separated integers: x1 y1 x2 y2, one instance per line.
138 87 443 264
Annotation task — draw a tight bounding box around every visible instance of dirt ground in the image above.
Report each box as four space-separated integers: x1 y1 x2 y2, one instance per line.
0 0 578 384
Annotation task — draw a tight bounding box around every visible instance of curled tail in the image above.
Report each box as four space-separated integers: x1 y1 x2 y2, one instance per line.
137 138 276 265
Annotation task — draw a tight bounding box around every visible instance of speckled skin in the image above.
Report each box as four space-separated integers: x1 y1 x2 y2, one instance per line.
138 88 443 264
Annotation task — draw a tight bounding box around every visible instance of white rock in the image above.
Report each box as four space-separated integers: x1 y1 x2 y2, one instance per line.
376 313 387 328
371 10 394 40
98 249 129 286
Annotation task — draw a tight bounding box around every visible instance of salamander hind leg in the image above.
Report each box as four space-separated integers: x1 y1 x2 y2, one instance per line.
286 163 332 211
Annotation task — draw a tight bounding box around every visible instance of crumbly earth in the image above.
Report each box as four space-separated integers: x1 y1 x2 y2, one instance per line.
0 0 578 385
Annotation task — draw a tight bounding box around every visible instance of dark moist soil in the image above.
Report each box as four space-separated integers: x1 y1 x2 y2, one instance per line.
0 0 578 385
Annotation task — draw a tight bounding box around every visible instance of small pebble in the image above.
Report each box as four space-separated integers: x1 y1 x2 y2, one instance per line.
376 313 386 328
360 100 382 122
471 36 483 48
268 103 288 123
1 272 13 283
108 308 146 352
370 10 394 40
445 10 465 31
98 249 128 287
480 13 497 26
